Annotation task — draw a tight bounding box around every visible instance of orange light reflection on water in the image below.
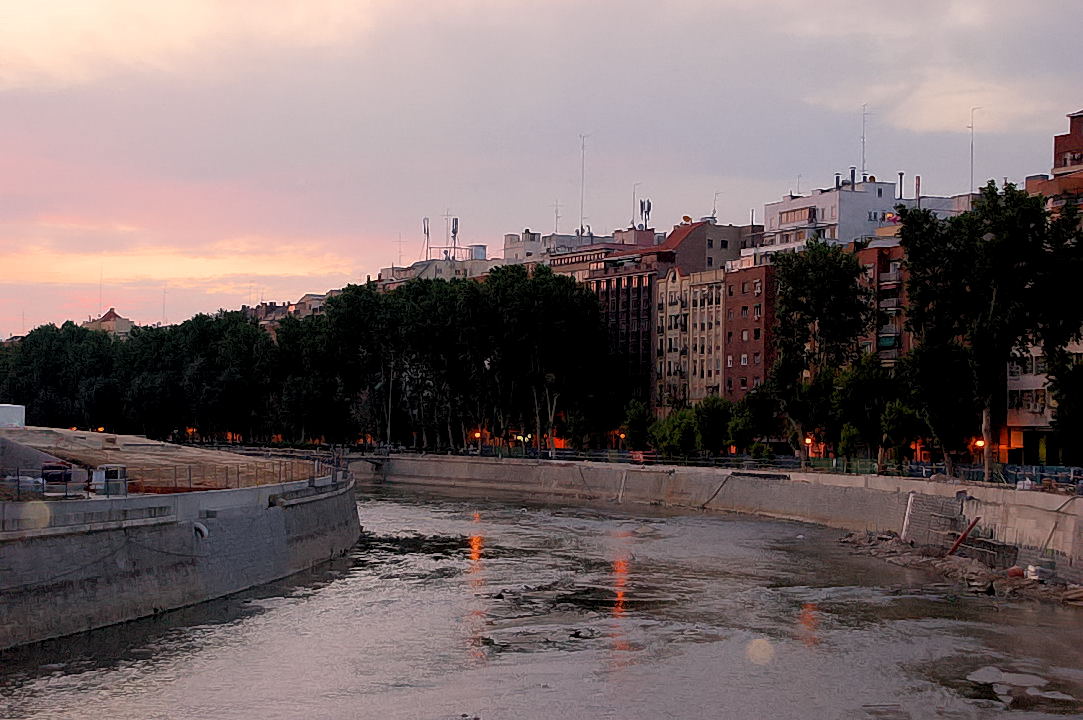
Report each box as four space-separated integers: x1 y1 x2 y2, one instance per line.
798 602 820 647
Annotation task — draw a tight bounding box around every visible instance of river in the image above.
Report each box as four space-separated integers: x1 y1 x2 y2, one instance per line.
1 490 1081 719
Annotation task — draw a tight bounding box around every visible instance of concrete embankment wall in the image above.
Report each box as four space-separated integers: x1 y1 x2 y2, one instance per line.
0 477 361 650
353 455 1083 581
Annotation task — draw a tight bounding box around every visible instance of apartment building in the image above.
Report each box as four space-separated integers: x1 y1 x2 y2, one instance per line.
721 263 775 401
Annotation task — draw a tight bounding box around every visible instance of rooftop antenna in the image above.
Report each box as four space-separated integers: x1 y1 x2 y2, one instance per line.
861 103 872 176
968 106 982 207
640 198 652 225
422 216 431 261
552 199 562 233
396 232 404 267
578 133 590 234
451 217 459 250
712 190 722 219
442 208 453 249
795 174 802 195
631 182 642 226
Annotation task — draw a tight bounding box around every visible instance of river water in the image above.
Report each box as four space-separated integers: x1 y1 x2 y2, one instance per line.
2 490 1081 719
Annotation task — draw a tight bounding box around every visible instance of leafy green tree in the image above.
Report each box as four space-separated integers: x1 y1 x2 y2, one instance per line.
621 399 652 451
901 182 1083 479
880 398 925 469
770 239 873 464
650 408 697 457
694 395 733 455
832 353 894 460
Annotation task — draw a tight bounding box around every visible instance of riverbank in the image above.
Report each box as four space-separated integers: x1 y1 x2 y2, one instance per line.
0 429 362 651
351 454 1083 584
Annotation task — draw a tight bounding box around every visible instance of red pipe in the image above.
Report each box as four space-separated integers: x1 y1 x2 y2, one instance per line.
946 516 981 556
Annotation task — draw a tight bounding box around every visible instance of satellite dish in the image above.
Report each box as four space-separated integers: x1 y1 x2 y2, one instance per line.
682 215 692 223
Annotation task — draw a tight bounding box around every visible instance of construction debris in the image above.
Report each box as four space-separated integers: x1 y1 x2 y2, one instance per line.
838 531 1083 605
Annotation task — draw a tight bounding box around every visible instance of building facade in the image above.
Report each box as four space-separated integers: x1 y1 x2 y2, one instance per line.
721 262 775 401
81 308 134 340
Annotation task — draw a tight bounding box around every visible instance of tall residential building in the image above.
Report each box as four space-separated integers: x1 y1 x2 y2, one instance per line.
854 230 910 366
589 220 760 404
1003 109 1083 465
655 268 728 415
720 262 775 401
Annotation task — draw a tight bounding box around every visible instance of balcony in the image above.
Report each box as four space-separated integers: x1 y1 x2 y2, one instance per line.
878 324 901 336
879 271 902 285
879 296 900 309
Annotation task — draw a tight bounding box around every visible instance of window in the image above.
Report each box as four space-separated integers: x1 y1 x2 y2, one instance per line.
727 284 734 296
739 377 748 389
753 303 762 318
753 377 762 387
741 329 749 341
877 188 883 197
720 240 728 249
707 257 714 267
707 238 714 249
740 354 748 366
753 352 761 365
753 279 762 295
727 355 733 368
753 328 761 340
728 310 734 320
726 331 733 343
741 306 749 318
741 281 749 293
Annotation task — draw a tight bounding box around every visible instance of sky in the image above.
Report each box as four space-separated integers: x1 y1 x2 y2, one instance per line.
1 0 1081 337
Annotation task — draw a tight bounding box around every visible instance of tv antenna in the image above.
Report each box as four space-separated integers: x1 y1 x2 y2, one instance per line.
632 182 642 226
552 199 562 233
861 103 873 176
421 217 430 261
712 190 722 219
578 133 590 234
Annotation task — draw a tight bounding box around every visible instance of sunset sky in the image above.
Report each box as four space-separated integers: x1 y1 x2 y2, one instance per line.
2 0 1081 337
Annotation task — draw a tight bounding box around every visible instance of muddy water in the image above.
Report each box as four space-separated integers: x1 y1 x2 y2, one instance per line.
1 490 1081 719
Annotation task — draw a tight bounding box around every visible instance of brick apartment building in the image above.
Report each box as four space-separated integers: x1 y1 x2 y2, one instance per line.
588 220 759 403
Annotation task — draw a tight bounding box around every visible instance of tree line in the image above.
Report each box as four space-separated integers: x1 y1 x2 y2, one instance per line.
0 265 623 449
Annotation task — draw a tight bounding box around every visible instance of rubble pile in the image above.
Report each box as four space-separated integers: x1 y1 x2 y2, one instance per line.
838 531 1083 605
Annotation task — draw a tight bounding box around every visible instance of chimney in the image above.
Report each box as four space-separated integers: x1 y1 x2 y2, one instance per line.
750 208 755 225
862 173 868 183
835 173 841 190
849 166 857 190
898 172 904 199
915 175 922 209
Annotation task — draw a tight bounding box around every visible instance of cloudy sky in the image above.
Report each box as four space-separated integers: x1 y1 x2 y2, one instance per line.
1 0 1081 336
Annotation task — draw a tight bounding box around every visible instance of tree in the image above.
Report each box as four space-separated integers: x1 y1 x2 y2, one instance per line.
620 400 652 451
901 182 1083 480
770 239 873 465
832 353 894 461
693 395 733 455
650 408 697 457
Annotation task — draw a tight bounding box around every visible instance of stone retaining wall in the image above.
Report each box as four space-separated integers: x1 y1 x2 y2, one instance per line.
0 477 361 650
353 455 1083 581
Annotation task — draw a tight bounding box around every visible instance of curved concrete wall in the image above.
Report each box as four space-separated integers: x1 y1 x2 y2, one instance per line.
0 478 360 650
354 455 1083 580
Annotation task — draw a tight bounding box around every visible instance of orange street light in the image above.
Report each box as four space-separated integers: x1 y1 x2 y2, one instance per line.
474 431 482 439
804 437 813 446
619 432 626 440
975 439 986 448
96 426 105 433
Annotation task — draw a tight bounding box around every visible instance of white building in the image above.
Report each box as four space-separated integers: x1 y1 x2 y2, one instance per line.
743 174 968 263
503 229 616 263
